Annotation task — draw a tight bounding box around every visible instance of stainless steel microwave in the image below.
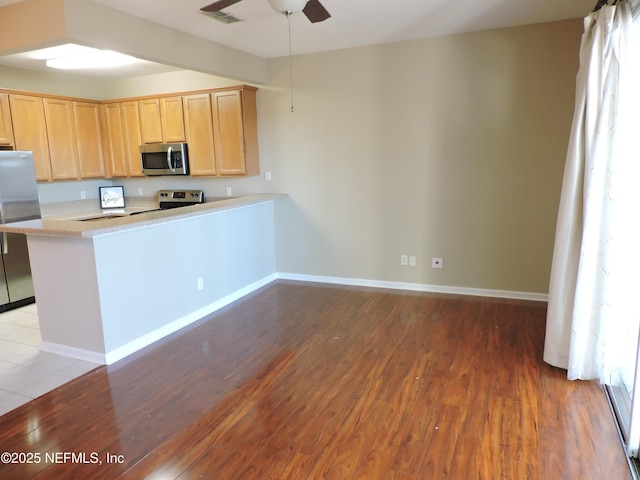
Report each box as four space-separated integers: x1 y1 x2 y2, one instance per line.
140 143 189 176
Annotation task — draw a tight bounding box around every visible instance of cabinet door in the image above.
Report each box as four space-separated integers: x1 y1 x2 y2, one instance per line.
0 93 14 146
183 93 216 176
121 101 144 177
160 96 185 142
74 102 105 178
239 87 259 176
102 103 127 177
8 94 52 181
211 88 259 176
43 98 80 180
211 90 245 176
138 98 163 144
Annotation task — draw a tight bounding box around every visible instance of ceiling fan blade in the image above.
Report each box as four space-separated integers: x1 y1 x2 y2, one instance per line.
200 0 242 13
302 0 331 23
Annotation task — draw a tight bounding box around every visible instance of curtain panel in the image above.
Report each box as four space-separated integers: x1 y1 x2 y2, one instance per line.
544 0 640 382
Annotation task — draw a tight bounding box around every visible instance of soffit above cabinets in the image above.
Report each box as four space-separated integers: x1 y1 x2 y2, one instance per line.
0 0 595 81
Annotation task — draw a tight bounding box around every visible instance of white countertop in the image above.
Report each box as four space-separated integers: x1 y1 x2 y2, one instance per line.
0 194 286 238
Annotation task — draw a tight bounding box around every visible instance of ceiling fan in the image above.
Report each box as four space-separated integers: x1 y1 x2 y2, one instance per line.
200 0 331 23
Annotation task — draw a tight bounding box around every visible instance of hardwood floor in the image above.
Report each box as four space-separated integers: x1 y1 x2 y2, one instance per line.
0 280 631 479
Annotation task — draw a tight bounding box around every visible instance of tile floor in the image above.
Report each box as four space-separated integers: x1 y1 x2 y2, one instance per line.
0 303 99 417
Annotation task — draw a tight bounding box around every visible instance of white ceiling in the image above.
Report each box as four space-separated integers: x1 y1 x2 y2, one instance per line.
0 0 596 78
90 0 597 58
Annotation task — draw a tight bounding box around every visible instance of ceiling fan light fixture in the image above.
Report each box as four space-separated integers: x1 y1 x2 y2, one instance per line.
267 0 307 14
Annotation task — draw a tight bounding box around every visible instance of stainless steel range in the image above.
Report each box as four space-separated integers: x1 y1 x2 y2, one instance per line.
130 189 205 216
158 189 205 209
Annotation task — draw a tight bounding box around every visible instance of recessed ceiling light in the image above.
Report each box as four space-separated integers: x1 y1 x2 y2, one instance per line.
26 43 97 60
46 50 141 70
20 42 142 70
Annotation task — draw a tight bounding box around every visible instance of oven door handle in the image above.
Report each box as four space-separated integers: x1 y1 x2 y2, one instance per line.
166 147 176 173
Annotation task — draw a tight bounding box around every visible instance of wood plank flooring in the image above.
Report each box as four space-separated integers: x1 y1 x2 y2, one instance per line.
0 280 631 479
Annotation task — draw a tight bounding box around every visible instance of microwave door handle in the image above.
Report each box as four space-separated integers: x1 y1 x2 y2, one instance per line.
166 147 176 173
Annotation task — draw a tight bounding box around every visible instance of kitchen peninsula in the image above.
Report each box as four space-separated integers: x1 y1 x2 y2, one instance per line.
0 194 284 365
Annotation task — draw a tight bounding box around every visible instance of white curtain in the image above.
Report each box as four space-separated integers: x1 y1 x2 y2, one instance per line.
544 0 640 382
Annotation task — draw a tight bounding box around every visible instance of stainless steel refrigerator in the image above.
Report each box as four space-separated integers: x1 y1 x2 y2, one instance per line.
0 151 41 311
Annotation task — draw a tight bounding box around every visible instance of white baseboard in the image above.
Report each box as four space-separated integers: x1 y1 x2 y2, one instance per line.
40 341 106 365
40 273 278 366
104 273 278 365
276 272 548 302
39 271 545 366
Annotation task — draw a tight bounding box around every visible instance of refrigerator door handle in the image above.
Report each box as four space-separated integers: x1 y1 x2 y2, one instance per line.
0 203 5 254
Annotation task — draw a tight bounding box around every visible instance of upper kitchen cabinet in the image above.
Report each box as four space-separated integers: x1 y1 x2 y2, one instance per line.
211 86 259 176
121 101 144 177
183 93 216 176
0 93 14 147
74 101 105 178
8 94 52 181
101 103 128 177
4 85 259 180
138 98 163 144
6 91 105 181
139 97 185 144
160 96 186 143
43 98 80 180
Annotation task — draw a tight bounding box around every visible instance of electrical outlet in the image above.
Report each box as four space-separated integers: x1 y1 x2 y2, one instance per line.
226 187 232 197
401 255 408 266
432 258 443 269
80 190 86 200
138 187 143 196
265 171 272 181
409 256 417 267
197 278 204 290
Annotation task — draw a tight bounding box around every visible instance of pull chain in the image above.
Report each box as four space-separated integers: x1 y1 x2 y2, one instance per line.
286 11 294 112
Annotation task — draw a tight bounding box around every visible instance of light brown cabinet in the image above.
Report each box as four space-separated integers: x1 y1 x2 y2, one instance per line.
183 87 259 177
0 93 14 147
9 94 105 181
8 94 52 181
43 98 80 180
101 103 128 177
139 96 185 144
74 101 105 178
211 87 259 176
160 96 185 143
121 101 144 177
2 85 259 180
138 98 163 144
183 93 216 176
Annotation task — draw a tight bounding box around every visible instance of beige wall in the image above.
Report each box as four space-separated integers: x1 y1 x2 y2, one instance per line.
0 18 582 295
0 66 242 100
100 70 243 100
0 64 108 98
265 20 582 294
